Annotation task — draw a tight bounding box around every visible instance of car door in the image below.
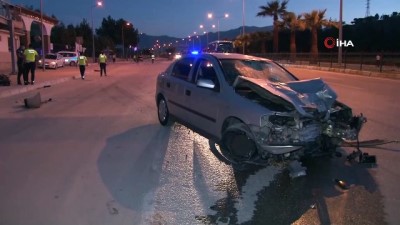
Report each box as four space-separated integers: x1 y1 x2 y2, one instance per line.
162 57 195 120
183 57 224 136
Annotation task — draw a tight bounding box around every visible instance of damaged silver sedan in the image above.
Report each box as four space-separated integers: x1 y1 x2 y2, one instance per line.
155 53 366 167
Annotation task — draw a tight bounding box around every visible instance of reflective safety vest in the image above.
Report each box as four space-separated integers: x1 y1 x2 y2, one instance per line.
78 56 87 66
24 48 38 63
99 54 107 63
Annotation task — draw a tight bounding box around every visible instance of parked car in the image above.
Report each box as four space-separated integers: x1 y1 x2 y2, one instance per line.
155 53 367 167
57 51 78 66
205 40 235 53
38 53 64 69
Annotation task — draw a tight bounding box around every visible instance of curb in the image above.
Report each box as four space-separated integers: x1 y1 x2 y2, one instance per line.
281 64 400 79
0 76 77 99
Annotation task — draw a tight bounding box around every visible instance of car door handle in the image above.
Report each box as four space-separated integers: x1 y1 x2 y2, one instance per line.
166 82 170 88
185 90 191 96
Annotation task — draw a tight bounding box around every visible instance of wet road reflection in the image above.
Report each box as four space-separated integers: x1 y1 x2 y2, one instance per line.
146 123 385 225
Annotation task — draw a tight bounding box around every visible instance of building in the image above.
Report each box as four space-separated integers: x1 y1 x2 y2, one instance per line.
0 1 58 73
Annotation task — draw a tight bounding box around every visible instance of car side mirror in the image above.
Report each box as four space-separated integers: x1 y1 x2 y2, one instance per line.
197 78 215 89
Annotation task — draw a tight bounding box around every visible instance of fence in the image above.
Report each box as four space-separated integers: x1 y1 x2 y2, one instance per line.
253 52 400 74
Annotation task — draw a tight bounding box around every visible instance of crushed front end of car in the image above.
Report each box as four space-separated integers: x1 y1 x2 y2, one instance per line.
233 76 367 163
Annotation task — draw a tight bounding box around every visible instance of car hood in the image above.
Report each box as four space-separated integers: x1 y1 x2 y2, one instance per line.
233 76 337 117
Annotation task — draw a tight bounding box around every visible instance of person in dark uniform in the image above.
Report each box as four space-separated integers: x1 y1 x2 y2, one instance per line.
16 44 25 85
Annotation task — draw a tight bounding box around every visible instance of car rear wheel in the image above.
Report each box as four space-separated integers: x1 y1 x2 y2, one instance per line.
157 97 172 126
221 123 257 163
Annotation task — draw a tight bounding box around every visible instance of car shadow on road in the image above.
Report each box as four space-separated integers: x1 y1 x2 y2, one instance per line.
199 143 385 225
97 124 171 212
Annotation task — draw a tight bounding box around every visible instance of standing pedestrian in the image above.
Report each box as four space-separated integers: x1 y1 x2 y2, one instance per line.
98 51 107 76
151 54 155 64
375 53 381 67
23 44 39 85
16 44 25 85
78 52 88 80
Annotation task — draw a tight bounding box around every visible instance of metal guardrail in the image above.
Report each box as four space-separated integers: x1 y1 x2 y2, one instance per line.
253 52 400 74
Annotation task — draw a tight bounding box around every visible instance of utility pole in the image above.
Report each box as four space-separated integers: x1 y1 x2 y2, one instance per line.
4 1 17 74
338 0 343 65
40 0 45 71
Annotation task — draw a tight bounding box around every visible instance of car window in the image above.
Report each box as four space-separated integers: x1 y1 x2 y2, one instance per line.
171 57 194 81
220 59 297 85
194 59 219 84
45 54 57 59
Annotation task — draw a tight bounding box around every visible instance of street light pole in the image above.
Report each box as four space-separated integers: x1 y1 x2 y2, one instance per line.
121 26 124 59
91 1 102 63
208 13 229 41
338 0 343 65
242 0 245 54
40 0 45 71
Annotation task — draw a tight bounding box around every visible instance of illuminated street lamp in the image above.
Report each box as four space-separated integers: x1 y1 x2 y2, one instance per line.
200 24 210 45
91 0 102 63
207 13 229 41
121 22 131 59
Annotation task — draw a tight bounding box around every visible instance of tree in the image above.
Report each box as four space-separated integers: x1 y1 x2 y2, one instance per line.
303 9 336 62
282 12 305 62
234 33 251 54
75 19 92 53
256 0 289 53
96 16 139 56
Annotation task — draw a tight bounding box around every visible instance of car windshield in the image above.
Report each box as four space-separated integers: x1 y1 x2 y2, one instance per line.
45 54 57 59
220 59 297 85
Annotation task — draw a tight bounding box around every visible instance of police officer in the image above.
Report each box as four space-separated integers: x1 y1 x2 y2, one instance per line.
78 52 88 80
98 51 107 76
23 44 38 85
16 44 25 85
151 54 155 64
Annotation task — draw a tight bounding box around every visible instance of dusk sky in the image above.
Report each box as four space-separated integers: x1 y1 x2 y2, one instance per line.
10 0 400 38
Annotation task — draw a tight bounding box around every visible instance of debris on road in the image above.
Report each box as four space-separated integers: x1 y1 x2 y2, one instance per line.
24 92 42 108
334 178 349 190
24 92 52 108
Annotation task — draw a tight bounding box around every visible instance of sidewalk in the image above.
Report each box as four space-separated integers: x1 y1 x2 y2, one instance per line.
0 66 80 99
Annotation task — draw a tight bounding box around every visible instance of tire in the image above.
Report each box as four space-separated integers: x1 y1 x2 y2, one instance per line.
70 61 76 66
157 97 172 126
220 123 257 163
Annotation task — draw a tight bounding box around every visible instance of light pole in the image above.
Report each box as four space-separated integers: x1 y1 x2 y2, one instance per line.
40 0 45 71
121 22 130 59
91 1 102 63
338 0 343 65
208 13 229 41
242 0 245 54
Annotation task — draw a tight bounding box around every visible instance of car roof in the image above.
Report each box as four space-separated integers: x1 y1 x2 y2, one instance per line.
57 51 77 54
192 52 273 62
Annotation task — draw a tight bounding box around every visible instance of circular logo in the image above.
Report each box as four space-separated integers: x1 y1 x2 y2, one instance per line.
324 37 336 49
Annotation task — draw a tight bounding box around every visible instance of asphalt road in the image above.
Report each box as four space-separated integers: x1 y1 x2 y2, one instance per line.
0 60 399 225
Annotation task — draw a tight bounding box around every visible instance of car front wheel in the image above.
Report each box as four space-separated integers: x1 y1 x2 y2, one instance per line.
157 97 172 126
220 123 257 163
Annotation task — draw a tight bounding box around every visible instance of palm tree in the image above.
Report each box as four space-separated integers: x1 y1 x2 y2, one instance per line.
282 12 305 62
303 9 336 62
234 33 251 54
257 0 289 53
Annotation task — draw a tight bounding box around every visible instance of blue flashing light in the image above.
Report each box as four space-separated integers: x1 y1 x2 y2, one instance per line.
191 50 199 55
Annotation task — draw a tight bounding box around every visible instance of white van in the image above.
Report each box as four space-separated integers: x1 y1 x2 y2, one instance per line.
57 51 79 66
